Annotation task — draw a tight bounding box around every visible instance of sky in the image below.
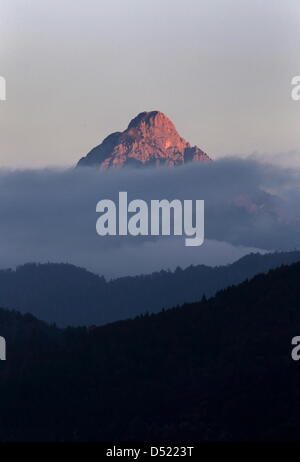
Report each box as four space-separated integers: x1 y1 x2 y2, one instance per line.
0 0 300 167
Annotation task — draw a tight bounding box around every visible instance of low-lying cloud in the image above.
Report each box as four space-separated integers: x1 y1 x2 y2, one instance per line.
0 158 299 277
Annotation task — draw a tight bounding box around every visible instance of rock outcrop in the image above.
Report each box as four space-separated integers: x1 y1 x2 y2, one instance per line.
77 111 211 168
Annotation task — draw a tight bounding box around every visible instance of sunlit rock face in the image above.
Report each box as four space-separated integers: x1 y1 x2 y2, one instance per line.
77 111 212 169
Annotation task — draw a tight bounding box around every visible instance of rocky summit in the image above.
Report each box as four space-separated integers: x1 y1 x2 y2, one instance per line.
77 111 211 169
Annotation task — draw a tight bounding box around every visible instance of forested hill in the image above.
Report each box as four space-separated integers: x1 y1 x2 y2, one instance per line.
0 262 300 441
0 251 299 326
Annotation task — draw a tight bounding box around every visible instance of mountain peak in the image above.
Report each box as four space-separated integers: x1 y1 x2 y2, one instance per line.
77 111 212 169
127 111 173 129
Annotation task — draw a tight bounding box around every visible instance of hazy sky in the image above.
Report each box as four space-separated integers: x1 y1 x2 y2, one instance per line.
1 0 300 167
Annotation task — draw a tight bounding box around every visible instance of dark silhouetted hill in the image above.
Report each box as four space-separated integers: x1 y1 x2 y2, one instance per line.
1 262 300 441
0 251 299 326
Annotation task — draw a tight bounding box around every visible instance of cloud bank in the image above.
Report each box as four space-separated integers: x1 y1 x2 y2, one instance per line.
0 158 299 277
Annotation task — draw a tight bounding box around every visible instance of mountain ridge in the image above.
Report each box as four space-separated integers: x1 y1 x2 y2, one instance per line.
1 261 300 440
0 250 299 326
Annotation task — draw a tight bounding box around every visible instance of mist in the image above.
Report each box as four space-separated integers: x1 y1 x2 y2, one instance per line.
0 158 299 277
